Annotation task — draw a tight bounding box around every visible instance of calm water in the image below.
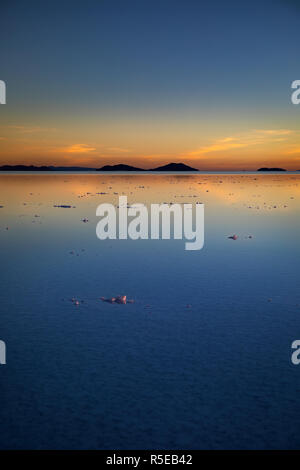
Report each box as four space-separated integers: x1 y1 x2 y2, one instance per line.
0 173 300 449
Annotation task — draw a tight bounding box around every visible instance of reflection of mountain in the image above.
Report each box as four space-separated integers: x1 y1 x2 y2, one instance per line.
257 167 286 171
150 163 198 171
97 164 145 171
0 165 95 171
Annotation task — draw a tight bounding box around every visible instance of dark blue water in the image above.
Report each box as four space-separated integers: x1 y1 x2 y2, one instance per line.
0 174 300 449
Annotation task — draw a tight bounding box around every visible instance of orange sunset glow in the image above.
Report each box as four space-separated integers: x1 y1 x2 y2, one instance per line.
1 123 300 170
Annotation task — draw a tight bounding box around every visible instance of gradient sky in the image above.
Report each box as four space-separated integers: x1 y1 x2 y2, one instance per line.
0 0 300 169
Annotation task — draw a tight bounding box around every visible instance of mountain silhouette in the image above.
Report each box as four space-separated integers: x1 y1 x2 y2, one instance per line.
1 162 201 172
97 164 145 171
150 162 198 171
0 165 95 171
257 167 286 171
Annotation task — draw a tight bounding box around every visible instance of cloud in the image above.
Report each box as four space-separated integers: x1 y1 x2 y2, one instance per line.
63 144 96 154
186 129 295 158
253 129 294 136
286 147 300 154
188 138 248 156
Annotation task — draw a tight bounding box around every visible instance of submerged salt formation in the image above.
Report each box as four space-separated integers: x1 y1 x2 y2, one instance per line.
100 295 134 305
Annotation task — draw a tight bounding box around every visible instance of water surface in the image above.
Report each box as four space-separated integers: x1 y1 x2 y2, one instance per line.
0 173 300 449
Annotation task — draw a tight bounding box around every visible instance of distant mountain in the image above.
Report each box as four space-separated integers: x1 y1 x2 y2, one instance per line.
97 164 145 171
257 167 286 172
0 165 95 171
150 162 198 172
0 165 53 171
1 162 200 172
98 162 199 171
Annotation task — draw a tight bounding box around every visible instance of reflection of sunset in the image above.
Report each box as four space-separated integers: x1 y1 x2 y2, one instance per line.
1 174 299 219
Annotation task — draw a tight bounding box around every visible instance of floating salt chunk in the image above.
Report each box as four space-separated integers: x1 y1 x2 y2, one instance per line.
115 295 127 304
100 295 131 305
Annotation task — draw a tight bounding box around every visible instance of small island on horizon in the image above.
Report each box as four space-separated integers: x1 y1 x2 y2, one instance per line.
257 167 286 172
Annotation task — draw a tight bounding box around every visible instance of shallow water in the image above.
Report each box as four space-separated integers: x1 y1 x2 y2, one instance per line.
0 173 300 449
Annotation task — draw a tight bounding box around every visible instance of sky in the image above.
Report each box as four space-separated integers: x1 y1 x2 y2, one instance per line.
0 0 300 169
